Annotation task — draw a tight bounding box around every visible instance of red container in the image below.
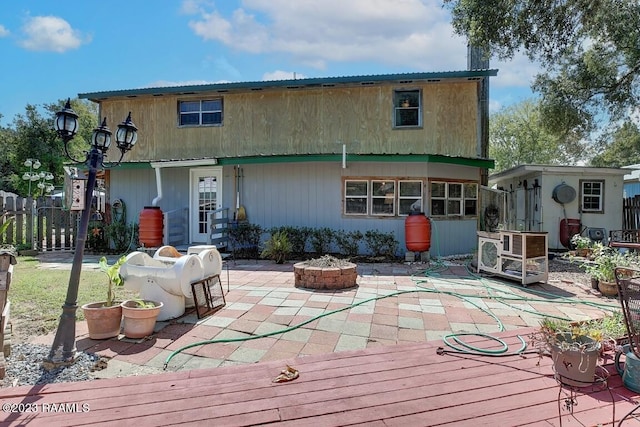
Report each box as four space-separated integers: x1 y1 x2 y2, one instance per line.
405 212 431 252
139 206 164 247
559 218 581 249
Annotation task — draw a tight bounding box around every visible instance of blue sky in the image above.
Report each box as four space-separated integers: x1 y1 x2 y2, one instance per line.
0 0 539 127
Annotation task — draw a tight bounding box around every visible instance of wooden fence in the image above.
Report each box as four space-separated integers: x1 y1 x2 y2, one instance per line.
0 196 81 251
623 196 640 230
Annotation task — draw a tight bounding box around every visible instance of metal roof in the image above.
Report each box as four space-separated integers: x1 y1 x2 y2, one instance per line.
79 70 498 101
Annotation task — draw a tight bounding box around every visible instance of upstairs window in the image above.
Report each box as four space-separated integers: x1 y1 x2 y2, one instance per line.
179 99 223 126
580 180 604 213
393 89 421 128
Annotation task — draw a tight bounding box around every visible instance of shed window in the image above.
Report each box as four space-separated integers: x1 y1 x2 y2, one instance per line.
580 180 604 213
179 99 223 126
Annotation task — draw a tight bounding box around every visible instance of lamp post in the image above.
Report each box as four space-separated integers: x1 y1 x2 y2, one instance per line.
44 99 138 367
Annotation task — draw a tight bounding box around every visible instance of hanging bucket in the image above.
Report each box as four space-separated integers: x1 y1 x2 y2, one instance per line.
139 206 164 247
405 212 431 252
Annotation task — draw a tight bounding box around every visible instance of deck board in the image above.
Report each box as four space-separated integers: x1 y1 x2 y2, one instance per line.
1 327 638 426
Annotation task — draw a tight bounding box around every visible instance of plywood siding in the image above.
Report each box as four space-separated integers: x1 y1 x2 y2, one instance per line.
97 81 479 162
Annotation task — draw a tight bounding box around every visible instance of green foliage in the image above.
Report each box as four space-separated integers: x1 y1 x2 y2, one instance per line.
310 227 334 254
229 222 262 258
580 243 640 282
489 99 587 172
364 230 398 259
334 230 364 257
590 121 640 167
261 231 292 264
99 255 127 307
444 0 640 137
268 226 311 256
104 222 138 253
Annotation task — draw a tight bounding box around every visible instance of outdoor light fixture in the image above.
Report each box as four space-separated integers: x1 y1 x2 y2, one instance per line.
45 98 138 367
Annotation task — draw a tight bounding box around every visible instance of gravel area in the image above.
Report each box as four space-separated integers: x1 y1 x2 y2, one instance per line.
0 256 592 388
0 343 103 388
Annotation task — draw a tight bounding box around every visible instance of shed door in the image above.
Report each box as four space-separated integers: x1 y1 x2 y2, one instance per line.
190 168 223 243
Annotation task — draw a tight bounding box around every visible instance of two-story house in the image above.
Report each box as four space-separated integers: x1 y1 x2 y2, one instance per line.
79 68 497 257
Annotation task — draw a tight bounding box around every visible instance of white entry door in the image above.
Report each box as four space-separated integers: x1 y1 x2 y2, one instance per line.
190 168 223 243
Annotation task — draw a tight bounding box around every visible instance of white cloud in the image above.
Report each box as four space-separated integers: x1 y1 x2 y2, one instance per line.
0 25 9 37
182 0 540 92
262 70 307 81
19 16 89 52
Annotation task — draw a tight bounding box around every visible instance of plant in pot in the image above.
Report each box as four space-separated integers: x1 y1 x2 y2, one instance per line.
581 244 639 296
570 234 593 258
82 256 127 339
530 317 607 386
261 231 292 264
120 298 163 339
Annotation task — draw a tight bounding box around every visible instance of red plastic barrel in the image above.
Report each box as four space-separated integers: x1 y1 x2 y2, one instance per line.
559 218 581 249
405 212 431 252
139 206 164 247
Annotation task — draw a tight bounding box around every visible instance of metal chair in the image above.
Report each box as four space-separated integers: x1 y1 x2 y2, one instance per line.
614 267 640 425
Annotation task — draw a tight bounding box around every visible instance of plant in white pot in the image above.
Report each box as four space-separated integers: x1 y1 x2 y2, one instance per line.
530 317 607 387
120 298 163 339
81 256 127 339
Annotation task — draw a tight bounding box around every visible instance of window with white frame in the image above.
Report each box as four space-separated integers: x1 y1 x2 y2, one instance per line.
580 180 604 213
393 89 421 128
430 181 478 217
343 178 424 217
179 99 223 126
344 180 368 215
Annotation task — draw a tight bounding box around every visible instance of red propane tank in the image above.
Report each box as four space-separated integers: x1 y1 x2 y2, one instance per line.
405 212 431 252
139 206 164 247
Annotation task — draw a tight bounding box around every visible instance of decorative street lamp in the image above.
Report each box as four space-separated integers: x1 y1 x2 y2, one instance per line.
44 99 138 367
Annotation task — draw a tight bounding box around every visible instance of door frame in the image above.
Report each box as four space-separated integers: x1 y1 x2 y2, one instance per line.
189 167 223 243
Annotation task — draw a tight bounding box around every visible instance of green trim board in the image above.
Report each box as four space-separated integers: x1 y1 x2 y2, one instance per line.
120 154 494 169
79 70 499 101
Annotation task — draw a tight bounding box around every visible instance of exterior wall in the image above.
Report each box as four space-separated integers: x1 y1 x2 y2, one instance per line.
96 81 480 162
491 171 624 251
109 161 481 256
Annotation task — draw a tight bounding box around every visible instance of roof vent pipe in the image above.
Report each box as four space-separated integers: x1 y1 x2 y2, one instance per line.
151 166 162 206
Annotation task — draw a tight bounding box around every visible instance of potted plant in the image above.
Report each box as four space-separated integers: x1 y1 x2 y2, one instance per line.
530 317 606 386
261 231 292 264
581 243 639 296
570 234 593 258
81 256 127 339
120 299 163 339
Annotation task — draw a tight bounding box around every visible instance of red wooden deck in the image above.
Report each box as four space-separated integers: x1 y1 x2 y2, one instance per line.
1 328 639 426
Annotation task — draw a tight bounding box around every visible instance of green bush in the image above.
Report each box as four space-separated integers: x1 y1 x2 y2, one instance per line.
230 222 263 258
310 227 334 254
364 230 398 259
334 230 363 257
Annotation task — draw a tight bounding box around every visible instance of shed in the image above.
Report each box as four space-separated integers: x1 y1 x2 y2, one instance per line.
489 165 627 251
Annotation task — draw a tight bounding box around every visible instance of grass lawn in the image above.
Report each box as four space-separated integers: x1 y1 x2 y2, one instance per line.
8 255 138 340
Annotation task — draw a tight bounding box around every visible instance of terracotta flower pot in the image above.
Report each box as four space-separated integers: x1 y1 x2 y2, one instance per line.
598 280 618 297
121 300 163 339
82 302 122 339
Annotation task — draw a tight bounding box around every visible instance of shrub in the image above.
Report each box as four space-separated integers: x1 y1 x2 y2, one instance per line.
334 230 363 257
364 230 398 259
310 227 334 254
229 223 263 259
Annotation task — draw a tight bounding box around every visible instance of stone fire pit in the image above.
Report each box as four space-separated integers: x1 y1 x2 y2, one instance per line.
293 255 357 289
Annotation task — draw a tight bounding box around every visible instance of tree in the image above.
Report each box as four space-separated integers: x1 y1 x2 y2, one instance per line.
590 121 640 167
7 99 97 197
444 0 640 135
489 99 587 172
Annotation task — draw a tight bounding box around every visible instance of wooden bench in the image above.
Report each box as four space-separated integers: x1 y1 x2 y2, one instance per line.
609 229 640 251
